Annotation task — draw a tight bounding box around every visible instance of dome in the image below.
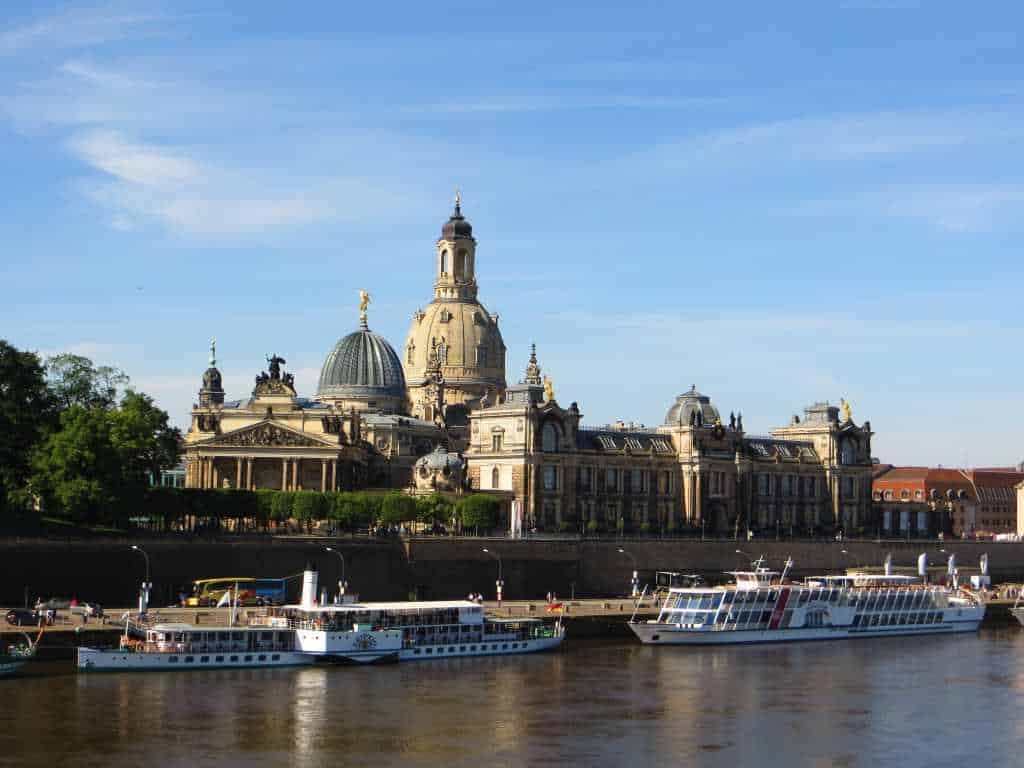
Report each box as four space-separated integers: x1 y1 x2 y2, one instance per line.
664 386 720 427
440 199 473 240
317 326 406 403
416 445 464 472
403 300 506 391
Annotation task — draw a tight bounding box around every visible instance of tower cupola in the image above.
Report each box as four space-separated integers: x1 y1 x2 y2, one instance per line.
435 191 478 301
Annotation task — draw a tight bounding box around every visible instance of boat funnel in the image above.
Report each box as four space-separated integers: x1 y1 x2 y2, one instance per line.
917 552 928 579
947 553 957 576
883 553 892 576
980 553 989 576
301 563 319 609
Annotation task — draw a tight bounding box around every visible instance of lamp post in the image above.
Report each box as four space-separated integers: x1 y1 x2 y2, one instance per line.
130 545 151 616
482 548 503 605
324 547 347 602
617 547 639 597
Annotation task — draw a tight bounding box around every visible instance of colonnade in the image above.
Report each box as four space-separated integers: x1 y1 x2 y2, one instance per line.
187 455 340 491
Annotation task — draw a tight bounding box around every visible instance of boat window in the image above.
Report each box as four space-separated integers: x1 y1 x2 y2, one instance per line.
258 655 266 661
184 656 194 663
244 655 252 662
449 647 456 653
768 590 778 602
169 656 178 663
201 656 209 663
798 591 809 605
230 655 238 662
271 654 280 661
216 656 224 662
698 595 712 610
722 592 734 604
829 590 839 603
760 611 772 624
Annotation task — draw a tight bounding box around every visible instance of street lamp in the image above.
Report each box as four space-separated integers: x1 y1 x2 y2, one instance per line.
130 545 151 616
617 547 639 597
324 547 347 601
482 548 503 605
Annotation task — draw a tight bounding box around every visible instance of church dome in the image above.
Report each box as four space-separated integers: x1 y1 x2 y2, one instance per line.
317 325 406 405
440 198 473 240
403 300 505 392
664 386 720 427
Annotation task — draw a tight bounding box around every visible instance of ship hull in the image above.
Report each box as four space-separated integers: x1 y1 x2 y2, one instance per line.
629 616 983 646
77 647 314 672
400 633 564 661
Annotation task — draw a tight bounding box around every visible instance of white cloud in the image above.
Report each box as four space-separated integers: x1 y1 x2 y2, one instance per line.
0 6 162 55
621 108 1024 178
69 130 200 186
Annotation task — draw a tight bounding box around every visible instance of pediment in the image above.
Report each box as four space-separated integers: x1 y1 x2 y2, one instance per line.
200 420 333 449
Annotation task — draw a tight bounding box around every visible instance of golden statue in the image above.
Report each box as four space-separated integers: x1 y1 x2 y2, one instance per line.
543 375 555 403
840 398 853 423
359 289 371 325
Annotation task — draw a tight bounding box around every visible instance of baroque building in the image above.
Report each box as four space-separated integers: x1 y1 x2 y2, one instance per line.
465 349 875 537
403 194 507 425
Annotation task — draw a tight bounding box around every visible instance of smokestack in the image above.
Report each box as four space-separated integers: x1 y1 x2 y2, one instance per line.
980 553 989 577
301 562 319 609
917 553 928 579
883 553 892 576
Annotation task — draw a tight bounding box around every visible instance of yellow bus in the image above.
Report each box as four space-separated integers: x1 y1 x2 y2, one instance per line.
186 578 288 607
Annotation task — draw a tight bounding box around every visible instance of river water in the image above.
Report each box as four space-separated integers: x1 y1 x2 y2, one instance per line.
3 630 1023 767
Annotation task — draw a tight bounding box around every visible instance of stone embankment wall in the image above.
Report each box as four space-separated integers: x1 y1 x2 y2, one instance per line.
2 537 1023 607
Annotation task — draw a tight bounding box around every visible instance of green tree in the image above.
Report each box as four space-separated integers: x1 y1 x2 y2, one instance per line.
415 493 452 527
109 390 181 487
380 492 418 527
255 490 276 530
30 406 122 525
293 492 328 532
0 341 55 522
45 353 128 410
270 491 294 527
455 494 501 535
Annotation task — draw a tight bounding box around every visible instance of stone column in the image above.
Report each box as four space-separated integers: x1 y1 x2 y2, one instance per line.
246 458 254 490
321 459 328 492
291 459 299 491
331 459 337 491
695 471 703 523
236 457 242 489
281 459 288 491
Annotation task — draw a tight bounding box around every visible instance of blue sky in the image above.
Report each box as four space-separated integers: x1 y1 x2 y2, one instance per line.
2 2 1022 466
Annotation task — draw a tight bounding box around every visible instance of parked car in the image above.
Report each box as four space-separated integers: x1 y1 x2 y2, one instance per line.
5 609 39 627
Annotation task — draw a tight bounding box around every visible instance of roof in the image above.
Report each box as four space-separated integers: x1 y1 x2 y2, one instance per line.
317 326 406 400
575 428 675 455
285 600 481 612
743 437 818 461
663 385 720 427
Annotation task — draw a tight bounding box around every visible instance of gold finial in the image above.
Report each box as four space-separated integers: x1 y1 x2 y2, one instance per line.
840 397 853 423
543 375 555 403
358 289 371 328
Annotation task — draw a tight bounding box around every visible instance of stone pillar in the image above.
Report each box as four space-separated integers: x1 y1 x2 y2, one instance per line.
291 459 299 491
331 459 337 491
321 459 328 492
695 471 703 523
246 457 254 490
236 457 242 489
281 459 288 491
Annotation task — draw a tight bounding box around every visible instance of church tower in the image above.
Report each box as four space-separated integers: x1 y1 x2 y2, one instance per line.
404 194 506 419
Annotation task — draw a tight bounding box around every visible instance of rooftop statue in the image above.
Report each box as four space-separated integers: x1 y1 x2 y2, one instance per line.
359 289 371 325
266 354 286 381
543 375 555 403
840 398 853 423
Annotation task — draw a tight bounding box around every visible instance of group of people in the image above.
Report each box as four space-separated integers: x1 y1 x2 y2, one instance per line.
466 592 485 603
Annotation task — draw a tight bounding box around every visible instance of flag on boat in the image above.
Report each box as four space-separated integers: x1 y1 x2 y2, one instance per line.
546 603 563 613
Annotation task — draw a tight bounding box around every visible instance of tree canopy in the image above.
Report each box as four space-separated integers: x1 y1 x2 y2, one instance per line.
45 353 128 410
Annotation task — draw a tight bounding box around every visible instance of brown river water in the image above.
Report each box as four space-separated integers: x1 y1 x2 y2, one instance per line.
2 630 1023 767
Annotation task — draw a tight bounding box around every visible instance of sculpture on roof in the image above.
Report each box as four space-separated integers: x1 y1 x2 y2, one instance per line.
840 398 853 423
543 375 555 403
359 289 371 326
266 354 286 381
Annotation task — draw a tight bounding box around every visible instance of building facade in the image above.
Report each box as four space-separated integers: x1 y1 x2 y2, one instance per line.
465 350 874 537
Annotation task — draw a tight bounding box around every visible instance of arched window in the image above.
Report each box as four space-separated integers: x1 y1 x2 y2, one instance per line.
455 249 467 278
491 467 500 489
440 250 449 274
542 422 559 453
406 343 415 364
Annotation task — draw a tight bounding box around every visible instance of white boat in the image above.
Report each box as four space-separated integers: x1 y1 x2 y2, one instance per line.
77 622 317 672
259 566 565 662
629 557 985 646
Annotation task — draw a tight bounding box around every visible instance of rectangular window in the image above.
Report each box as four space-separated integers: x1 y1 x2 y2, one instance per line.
579 466 592 491
492 434 503 452
631 469 642 492
606 468 618 491
542 465 558 491
758 474 770 496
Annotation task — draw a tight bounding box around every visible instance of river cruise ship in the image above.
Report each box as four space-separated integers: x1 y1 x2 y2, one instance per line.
76 622 316 671
261 567 564 662
629 558 985 646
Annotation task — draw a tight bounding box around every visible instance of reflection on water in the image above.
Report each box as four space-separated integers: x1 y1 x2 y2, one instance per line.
4 630 1024 767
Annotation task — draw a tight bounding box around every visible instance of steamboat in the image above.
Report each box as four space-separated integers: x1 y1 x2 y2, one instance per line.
259 566 564 662
629 556 985 646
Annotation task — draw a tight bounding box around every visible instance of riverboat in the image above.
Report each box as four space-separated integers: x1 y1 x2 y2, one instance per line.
1 629 43 677
629 557 985 646
258 567 564 662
